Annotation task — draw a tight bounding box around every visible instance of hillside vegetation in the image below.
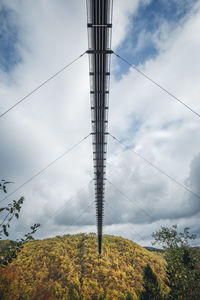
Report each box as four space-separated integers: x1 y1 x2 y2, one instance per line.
0 234 167 299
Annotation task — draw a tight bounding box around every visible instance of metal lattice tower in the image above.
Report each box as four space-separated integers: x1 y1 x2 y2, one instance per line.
86 0 113 255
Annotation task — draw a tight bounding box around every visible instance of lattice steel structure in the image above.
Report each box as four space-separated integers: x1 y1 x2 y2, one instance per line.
86 0 113 255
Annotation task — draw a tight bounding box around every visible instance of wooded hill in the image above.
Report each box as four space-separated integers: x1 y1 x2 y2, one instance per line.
0 234 167 299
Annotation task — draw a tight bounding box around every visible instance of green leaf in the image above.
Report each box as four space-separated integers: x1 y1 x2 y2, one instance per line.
2 225 9 237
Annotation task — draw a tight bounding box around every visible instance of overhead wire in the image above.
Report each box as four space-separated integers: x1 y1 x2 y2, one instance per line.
104 211 147 244
70 200 95 228
107 179 170 244
114 52 200 119
40 179 93 227
0 133 91 204
109 133 200 200
0 51 86 119
107 179 162 228
103 187 147 243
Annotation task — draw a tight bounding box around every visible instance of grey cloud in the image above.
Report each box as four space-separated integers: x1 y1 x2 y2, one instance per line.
104 149 200 226
54 184 96 226
1 0 200 247
185 153 200 214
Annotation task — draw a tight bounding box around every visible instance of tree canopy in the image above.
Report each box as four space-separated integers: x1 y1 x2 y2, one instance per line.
152 225 200 299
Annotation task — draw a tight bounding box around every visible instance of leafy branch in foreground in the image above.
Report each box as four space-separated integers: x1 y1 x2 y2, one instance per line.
0 196 24 238
0 180 40 266
152 225 200 299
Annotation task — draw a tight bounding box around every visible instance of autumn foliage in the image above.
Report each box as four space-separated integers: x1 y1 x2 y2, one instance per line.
0 234 167 299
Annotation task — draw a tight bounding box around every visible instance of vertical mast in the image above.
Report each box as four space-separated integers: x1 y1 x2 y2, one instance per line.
86 0 113 255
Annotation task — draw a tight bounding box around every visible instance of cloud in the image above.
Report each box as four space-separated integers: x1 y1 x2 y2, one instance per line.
54 182 95 226
185 153 200 214
0 0 200 246
107 0 200 243
0 3 21 72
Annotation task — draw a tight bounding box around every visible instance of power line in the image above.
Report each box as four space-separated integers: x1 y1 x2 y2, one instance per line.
103 199 147 243
114 52 200 119
0 133 91 203
70 200 95 227
106 180 164 244
0 51 86 119
109 133 200 200
41 179 93 227
104 212 147 244
107 179 162 228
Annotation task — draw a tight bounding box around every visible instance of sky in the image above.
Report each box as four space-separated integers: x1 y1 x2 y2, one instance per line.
0 0 200 247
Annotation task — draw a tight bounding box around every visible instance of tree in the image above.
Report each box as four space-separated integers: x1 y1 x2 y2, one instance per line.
68 284 79 300
0 180 40 266
126 291 134 300
152 225 200 299
139 264 162 300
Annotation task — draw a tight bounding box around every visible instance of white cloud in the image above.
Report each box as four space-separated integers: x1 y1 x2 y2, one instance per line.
0 0 200 246
107 0 200 243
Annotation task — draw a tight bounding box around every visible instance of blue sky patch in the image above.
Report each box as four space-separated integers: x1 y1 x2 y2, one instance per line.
114 0 196 80
0 5 21 72
161 119 183 130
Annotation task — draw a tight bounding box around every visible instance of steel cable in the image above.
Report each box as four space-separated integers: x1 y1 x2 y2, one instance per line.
114 52 200 119
0 51 86 119
0 133 91 203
